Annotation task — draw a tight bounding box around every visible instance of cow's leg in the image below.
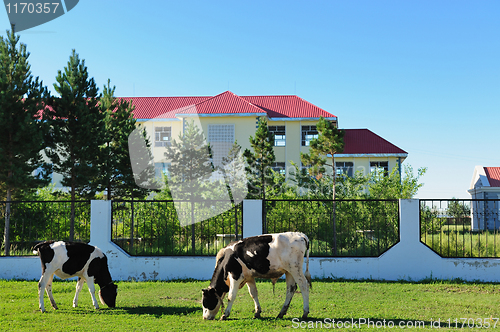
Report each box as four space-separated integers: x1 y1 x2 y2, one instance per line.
85 278 100 309
277 272 297 319
246 278 262 318
73 277 85 308
45 274 58 310
220 278 241 320
38 273 49 313
289 268 310 320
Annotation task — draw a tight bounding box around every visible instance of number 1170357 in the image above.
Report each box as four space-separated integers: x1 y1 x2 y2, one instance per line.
5 2 60 14
446 318 499 328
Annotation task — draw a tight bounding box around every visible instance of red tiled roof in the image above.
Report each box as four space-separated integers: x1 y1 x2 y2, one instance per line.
119 96 210 119
176 91 266 115
120 91 335 119
242 95 336 119
342 129 407 155
484 167 500 187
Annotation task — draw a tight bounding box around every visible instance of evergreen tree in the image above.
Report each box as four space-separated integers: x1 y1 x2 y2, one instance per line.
46 49 106 240
300 117 343 250
301 117 344 200
164 120 214 202
220 141 247 204
99 79 153 199
0 30 51 255
243 117 276 200
164 120 218 253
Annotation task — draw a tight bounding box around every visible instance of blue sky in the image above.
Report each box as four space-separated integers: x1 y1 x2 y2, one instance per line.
1 0 499 198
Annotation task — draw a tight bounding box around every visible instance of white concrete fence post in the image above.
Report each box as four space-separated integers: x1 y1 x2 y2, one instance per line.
90 200 112 249
242 199 263 238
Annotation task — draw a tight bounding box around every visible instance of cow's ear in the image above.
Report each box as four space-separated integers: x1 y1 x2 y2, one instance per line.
202 288 208 294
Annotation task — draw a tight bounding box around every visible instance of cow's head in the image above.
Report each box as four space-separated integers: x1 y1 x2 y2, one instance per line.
99 283 118 308
202 287 222 320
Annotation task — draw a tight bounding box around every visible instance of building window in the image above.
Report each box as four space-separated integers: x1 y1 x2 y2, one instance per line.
370 161 389 177
155 127 171 147
271 162 286 175
336 162 354 177
208 124 235 168
301 125 318 146
268 125 286 146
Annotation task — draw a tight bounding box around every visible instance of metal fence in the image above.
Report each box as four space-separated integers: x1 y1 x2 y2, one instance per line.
420 199 500 258
264 199 400 257
111 200 243 256
0 200 91 256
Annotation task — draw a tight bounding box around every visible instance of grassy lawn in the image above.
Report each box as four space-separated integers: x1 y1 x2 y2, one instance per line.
2 279 500 331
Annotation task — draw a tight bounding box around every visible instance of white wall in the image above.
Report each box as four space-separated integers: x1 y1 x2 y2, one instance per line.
2 199 500 282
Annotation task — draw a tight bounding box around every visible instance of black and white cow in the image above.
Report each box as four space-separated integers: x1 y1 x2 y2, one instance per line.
202 232 311 320
33 241 117 313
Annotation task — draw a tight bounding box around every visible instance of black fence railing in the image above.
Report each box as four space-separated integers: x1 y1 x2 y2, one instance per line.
111 200 243 256
264 199 399 257
0 200 91 256
420 199 500 258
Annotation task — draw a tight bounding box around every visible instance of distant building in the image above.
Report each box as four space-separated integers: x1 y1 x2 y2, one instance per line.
46 91 408 190
124 91 407 179
468 166 500 230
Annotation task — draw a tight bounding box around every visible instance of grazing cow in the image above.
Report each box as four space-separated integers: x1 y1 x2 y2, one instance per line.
202 232 311 320
33 241 117 313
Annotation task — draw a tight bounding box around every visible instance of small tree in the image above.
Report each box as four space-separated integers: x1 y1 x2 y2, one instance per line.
301 117 344 200
164 120 214 202
243 117 275 200
220 141 247 204
46 50 107 240
300 117 344 253
0 30 51 255
164 120 215 253
367 165 427 199
100 79 153 199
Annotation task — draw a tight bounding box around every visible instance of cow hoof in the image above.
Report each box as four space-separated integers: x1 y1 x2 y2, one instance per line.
254 312 261 319
220 315 228 321
276 313 285 319
301 313 309 320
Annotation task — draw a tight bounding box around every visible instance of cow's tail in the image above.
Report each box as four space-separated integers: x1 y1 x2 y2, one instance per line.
32 240 54 255
304 236 312 290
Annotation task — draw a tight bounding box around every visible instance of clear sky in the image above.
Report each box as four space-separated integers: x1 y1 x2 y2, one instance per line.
1 0 499 199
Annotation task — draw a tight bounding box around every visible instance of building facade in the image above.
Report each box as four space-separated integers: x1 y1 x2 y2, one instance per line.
125 91 407 180
468 166 500 230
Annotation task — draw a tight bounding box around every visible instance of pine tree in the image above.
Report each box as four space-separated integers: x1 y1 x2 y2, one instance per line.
164 120 216 253
301 117 344 200
99 79 153 199
301 117 344 254
46 49 107 240
243 117 276 200
0 30 51 255
220 141 247 204
164 120 214 201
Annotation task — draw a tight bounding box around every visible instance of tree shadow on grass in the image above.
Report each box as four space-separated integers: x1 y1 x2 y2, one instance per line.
121 305 201 318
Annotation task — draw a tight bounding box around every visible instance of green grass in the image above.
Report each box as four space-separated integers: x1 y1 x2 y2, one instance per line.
2 278 500 331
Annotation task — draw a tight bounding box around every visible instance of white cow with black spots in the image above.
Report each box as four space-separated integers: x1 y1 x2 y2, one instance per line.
202 232 311 320
33 241 117 312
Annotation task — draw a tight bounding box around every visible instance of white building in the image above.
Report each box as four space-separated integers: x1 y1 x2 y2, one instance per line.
468 166 500 230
